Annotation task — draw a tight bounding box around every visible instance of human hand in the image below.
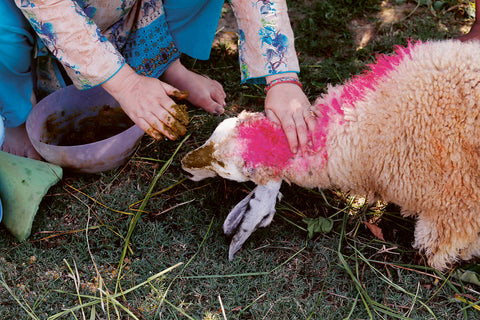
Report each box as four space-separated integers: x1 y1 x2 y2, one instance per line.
264 76 315 154
160 59 226 115
102 64 189 141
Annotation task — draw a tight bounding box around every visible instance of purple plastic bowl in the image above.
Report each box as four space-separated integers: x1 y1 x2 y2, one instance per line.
26 85 144 173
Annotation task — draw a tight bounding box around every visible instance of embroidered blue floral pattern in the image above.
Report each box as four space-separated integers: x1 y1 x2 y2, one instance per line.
256 1 289 73
238 29 250 79
19 0 34 8
230 0 300 84
32 21 57 52
15 0 178 90
142 0 158 15
257 0 276 15
15 0 299 89
259 25 288 73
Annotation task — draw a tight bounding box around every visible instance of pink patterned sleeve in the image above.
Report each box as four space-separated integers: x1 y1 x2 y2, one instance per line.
229 0 300 84
15 0 125 89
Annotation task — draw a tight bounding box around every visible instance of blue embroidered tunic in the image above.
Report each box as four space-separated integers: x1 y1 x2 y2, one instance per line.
14 0 300 89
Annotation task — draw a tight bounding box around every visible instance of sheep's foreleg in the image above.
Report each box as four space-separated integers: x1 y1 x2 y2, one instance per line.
223 180 282 260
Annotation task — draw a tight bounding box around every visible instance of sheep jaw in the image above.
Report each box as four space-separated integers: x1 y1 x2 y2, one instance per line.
223 180 282 260
181 117 250 182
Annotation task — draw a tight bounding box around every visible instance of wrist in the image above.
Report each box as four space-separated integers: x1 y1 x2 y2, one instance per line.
265 72 298 84
101 64 138 97
264 76 302 94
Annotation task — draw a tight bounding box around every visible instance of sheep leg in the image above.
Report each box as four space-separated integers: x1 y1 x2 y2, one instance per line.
223 180 282 260
414 208 479 271
460 237 480 262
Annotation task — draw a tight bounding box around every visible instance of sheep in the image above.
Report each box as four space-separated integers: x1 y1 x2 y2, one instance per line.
181 39 480 271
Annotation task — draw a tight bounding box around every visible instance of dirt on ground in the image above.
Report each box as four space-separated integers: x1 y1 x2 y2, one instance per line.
214 1 472 53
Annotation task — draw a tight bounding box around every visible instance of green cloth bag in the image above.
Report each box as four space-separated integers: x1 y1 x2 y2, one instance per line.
0 151 62 241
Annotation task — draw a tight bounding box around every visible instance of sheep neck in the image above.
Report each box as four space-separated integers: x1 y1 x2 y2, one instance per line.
237 41 417 176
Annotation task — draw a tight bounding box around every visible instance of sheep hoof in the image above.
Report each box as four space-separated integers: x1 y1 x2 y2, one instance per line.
222 181 282 260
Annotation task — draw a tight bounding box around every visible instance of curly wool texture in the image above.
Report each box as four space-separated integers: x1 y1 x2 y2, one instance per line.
183 39 480 270
314 39 480 270
238 117 293 171
238 40 480 270
236 42 417 184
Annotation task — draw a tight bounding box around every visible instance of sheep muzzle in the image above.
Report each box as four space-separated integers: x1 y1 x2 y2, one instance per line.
182 143 216 169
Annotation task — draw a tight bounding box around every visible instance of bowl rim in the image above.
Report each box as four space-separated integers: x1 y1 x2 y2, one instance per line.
25 85 145 172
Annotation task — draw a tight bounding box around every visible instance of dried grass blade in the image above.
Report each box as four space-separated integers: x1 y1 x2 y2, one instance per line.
0 273 41 319
65 182 133 216
115 134 190 295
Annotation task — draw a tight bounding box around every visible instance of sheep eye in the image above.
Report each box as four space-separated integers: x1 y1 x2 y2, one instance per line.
244 167 255 176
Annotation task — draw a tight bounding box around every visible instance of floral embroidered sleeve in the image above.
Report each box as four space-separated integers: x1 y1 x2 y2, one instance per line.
14 0 125 89
229 0 300 84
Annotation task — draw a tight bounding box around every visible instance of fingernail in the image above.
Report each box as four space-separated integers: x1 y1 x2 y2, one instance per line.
214 106 225 115
172 121 187 136
166 128 178 141
146 128 162 140
172 90 189 100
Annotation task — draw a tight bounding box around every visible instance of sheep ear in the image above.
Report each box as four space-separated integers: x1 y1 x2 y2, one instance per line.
222 180 282 261
222 191 255 237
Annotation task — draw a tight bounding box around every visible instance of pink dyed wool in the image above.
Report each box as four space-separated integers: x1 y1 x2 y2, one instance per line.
340 41 415 108
238 117 293 171
314 42 417 150
238 42 418 173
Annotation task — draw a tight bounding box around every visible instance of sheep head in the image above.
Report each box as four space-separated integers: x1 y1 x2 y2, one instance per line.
182 112 289 260
181 116 250 182
182 111 296 183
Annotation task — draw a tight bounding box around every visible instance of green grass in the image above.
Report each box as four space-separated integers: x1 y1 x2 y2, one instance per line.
2 0 480 319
